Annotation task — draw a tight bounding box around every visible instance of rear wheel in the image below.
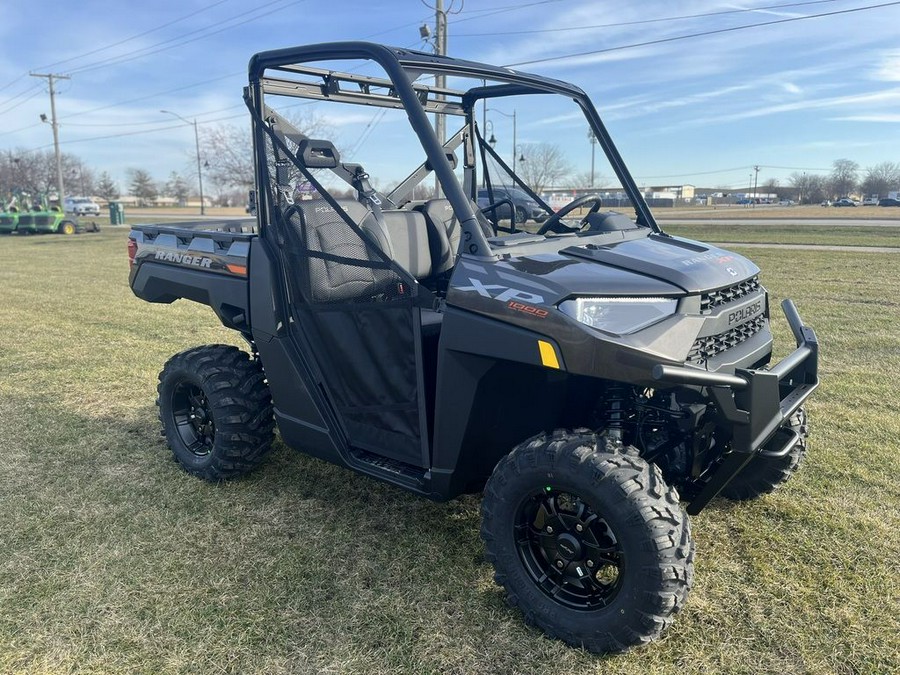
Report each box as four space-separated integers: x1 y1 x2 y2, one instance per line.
157 344 275 480
514 206 527 224
721 407 808 501
482 429 693 653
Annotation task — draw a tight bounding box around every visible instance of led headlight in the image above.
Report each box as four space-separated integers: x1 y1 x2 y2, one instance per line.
559 297 678 335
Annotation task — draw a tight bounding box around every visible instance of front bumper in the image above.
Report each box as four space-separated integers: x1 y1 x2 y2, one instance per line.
651 299 819 514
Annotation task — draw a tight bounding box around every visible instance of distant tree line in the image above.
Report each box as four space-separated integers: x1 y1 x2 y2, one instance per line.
4 128 898 209
784 159 900 204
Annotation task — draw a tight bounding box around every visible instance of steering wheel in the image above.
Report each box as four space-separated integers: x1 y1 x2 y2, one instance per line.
536 194 604 235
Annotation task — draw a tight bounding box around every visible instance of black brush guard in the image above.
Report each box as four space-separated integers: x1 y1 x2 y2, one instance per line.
652 299 819 514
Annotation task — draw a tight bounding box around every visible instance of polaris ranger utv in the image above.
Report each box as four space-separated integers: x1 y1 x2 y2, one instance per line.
128 42 819 653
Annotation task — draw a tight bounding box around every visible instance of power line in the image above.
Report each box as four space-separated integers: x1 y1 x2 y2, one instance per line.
0 0 234 96
635 166 760 180
68 0 308 76
504 1 900 67
22 122 194 154
0 87 45 117
455 0 840 36
58 72 242 121
36 0 235 73
449 0 567 25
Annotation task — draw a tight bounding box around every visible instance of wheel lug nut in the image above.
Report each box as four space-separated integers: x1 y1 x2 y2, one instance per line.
546 526 553 534
556 560 564 568
575 524 583 532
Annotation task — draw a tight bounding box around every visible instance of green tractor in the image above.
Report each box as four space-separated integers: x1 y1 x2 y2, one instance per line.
0 199 19 234
13 194 98 235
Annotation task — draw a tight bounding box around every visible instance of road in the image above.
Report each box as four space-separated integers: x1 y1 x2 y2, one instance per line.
711 242 900 253
657 217 900 228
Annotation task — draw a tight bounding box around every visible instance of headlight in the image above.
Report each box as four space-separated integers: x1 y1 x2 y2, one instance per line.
558 297 678 335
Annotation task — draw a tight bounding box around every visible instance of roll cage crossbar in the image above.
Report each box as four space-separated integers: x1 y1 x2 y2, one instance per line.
246 41 660 249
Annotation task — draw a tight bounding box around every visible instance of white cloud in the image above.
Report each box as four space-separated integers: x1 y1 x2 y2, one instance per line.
872 50 900 82
831 114 900 123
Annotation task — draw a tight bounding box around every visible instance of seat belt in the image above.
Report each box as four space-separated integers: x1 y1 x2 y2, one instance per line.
350 165 394 259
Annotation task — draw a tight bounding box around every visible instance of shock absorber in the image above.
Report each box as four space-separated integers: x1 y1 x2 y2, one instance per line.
602 383 628 449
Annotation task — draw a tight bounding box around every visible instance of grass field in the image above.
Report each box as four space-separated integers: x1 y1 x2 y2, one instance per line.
1 229 898 674
664 223 899 248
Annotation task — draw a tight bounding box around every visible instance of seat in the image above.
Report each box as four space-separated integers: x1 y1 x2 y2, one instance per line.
289 197 446 335
417 199 495 275
417 199 460 276
381 210 432 280
286 198 392 303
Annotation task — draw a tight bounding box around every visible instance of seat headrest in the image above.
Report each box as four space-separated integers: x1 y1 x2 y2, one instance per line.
298 139 340 168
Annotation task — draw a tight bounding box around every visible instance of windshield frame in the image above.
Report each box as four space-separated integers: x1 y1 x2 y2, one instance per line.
246 41 661 251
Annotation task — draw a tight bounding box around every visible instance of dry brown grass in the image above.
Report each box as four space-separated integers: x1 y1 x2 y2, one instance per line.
0 229 898 674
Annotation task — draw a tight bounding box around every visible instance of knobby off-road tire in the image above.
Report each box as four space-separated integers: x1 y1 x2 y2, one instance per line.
157 344 275 481
481 430 694 653
720 407 809 501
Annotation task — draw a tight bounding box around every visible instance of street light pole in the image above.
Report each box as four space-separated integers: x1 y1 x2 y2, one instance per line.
588 128 597 187
160 110 205 216
492 108 517 176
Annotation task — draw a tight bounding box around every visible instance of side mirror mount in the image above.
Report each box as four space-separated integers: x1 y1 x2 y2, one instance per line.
247 189 257 216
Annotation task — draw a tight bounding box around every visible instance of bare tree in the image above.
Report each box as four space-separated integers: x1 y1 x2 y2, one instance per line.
828 158 859 199
761 177 780 197
518 143 571 194
860 162 900 198
570 170 609 190
199 111 328 191
806 174 827 204
789 172 816 204
64 157 95 197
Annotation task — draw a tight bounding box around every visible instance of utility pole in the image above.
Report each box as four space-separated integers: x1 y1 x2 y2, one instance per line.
435 0 446 146
161 110 206 215
433 0 447 198
31 72 70 209
753 165 760 206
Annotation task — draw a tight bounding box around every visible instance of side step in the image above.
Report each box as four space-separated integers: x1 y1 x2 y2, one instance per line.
348 448 428 491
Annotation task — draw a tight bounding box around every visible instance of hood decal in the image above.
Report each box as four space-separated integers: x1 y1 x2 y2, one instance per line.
562 234 760 293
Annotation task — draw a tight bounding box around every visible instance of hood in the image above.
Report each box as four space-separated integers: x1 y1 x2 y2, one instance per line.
561 233 759 293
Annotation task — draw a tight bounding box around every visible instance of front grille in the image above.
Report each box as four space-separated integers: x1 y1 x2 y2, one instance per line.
701 276 760 313
687 315 766 365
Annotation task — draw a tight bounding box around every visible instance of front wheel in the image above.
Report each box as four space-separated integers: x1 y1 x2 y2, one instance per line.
58 220 76 235
481 430 693 653
720 407 809 501
157 344 275 481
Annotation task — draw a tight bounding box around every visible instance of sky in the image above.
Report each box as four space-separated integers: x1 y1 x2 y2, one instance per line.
1 0 899 195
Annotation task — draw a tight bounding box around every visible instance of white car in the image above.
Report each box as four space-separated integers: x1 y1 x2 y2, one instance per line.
64 196 101 216
862 197 879 206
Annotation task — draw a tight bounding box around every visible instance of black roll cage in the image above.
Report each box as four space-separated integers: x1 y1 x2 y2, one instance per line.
246 41 661 258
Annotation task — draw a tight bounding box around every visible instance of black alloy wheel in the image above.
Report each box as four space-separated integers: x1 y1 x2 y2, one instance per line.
157 344 275 480
515 487 624 610
482 429 693 653
170 382 216 457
